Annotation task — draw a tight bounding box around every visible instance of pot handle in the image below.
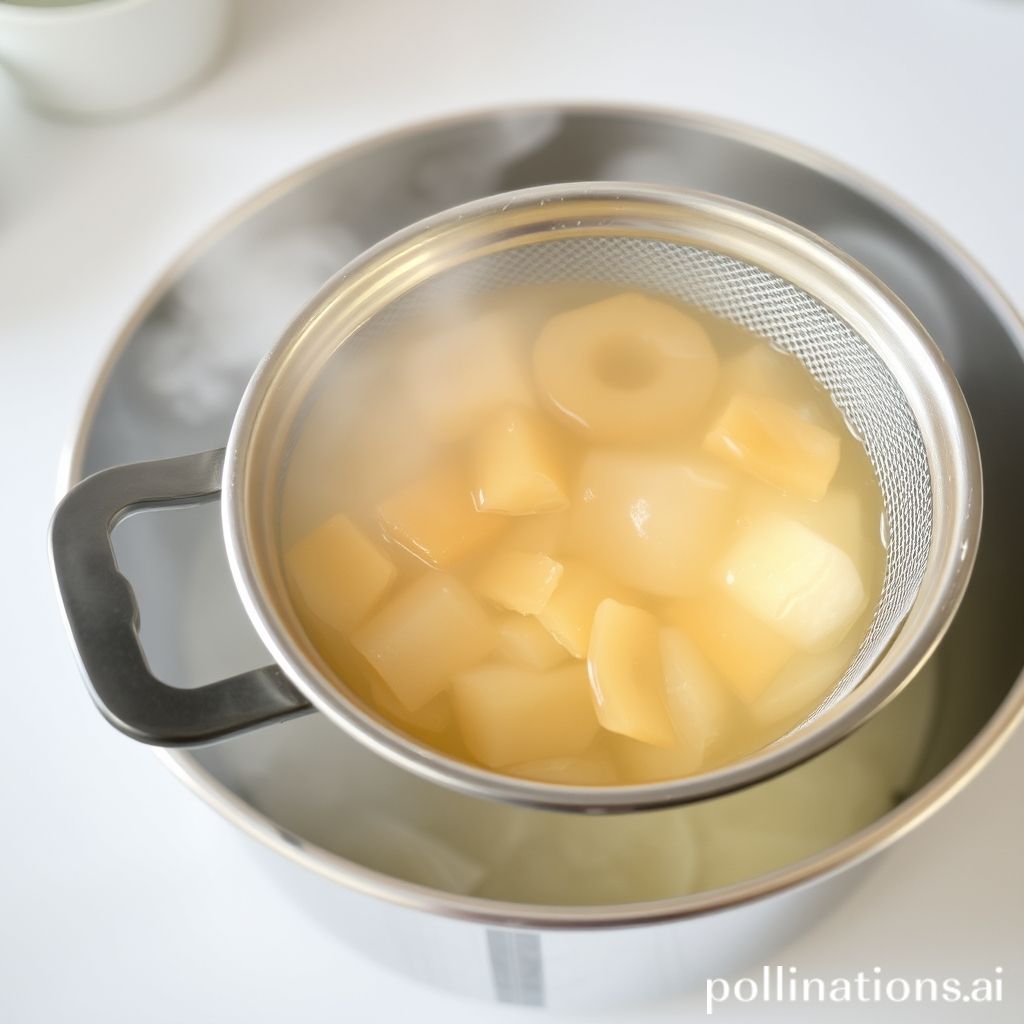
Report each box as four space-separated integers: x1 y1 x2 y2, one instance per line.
50 448 313 746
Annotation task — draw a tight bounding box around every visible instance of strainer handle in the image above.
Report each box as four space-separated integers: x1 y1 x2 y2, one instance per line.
49 448 313 746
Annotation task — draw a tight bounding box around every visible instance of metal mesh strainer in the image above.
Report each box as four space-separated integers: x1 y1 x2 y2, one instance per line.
225 183 981 811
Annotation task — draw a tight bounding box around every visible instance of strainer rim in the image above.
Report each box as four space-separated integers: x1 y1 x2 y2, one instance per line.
223 182 982 812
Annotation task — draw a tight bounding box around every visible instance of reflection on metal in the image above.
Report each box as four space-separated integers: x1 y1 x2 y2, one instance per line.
487 929 545 1006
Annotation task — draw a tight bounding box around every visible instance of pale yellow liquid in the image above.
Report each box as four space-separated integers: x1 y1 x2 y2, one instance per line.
280 285 885 786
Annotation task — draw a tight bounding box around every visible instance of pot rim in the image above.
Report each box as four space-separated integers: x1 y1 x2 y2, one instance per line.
59 102 1024 929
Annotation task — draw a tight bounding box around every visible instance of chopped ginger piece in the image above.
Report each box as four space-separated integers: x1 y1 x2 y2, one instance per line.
371 678 453 736
716 516 866 649
405 310 533 441
587 599 675 747
611 734 702 782
739 483 869 570
535 560 633 658
474 550 563 615
660 626 732 753
472 405 569 515
495 614 570 671
352 573 496 711
667 592 794 702
286 514 396 632
452 663 599 768
715 344 835 427
573 451 735 597
612 626 731 780
704 393 840 501
498 508 570 556
749 646 853 730
299 616 373 703
377 461 506 568
507 746 618 785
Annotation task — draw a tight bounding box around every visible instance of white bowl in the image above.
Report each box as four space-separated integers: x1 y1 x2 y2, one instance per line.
0 0 232 118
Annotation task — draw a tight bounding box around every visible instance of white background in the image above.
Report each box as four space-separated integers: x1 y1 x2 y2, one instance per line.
2 0 1023 1020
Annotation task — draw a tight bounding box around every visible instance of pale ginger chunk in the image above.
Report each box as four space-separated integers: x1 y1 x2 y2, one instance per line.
496 614 569 671
587 599 675 747
806 488 867 564
452 664 599 768
405 310 533 441
738 484 867 568
533 292 718 442
611 733 703 782
660 626 733 756
716 344 836 429
377 461 506 568
717 517 866 649
611 626 731 780
572 451 735 597
749 646 853 730
535 559 634 658
667 592 794 703
475 550 563 615
507 746 618 786
704 393 841 501
472 406 569 515
497 508 570 557
286 514 396 632
721 343 815 395
352 573 496 711
299 616 373 702
371 678 453 736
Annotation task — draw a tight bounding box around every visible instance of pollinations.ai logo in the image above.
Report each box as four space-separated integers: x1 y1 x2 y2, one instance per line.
706 965 1004 1015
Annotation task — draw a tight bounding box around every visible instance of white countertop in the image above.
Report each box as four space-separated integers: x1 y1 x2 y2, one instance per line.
3 1 1023 1020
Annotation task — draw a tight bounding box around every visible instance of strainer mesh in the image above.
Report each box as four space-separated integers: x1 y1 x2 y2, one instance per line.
359 235 932 724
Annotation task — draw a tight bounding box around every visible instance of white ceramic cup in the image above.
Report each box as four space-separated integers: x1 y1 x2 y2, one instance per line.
0 0 233 118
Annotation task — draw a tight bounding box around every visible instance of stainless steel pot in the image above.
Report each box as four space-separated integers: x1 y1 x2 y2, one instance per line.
58 106 1024 1009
